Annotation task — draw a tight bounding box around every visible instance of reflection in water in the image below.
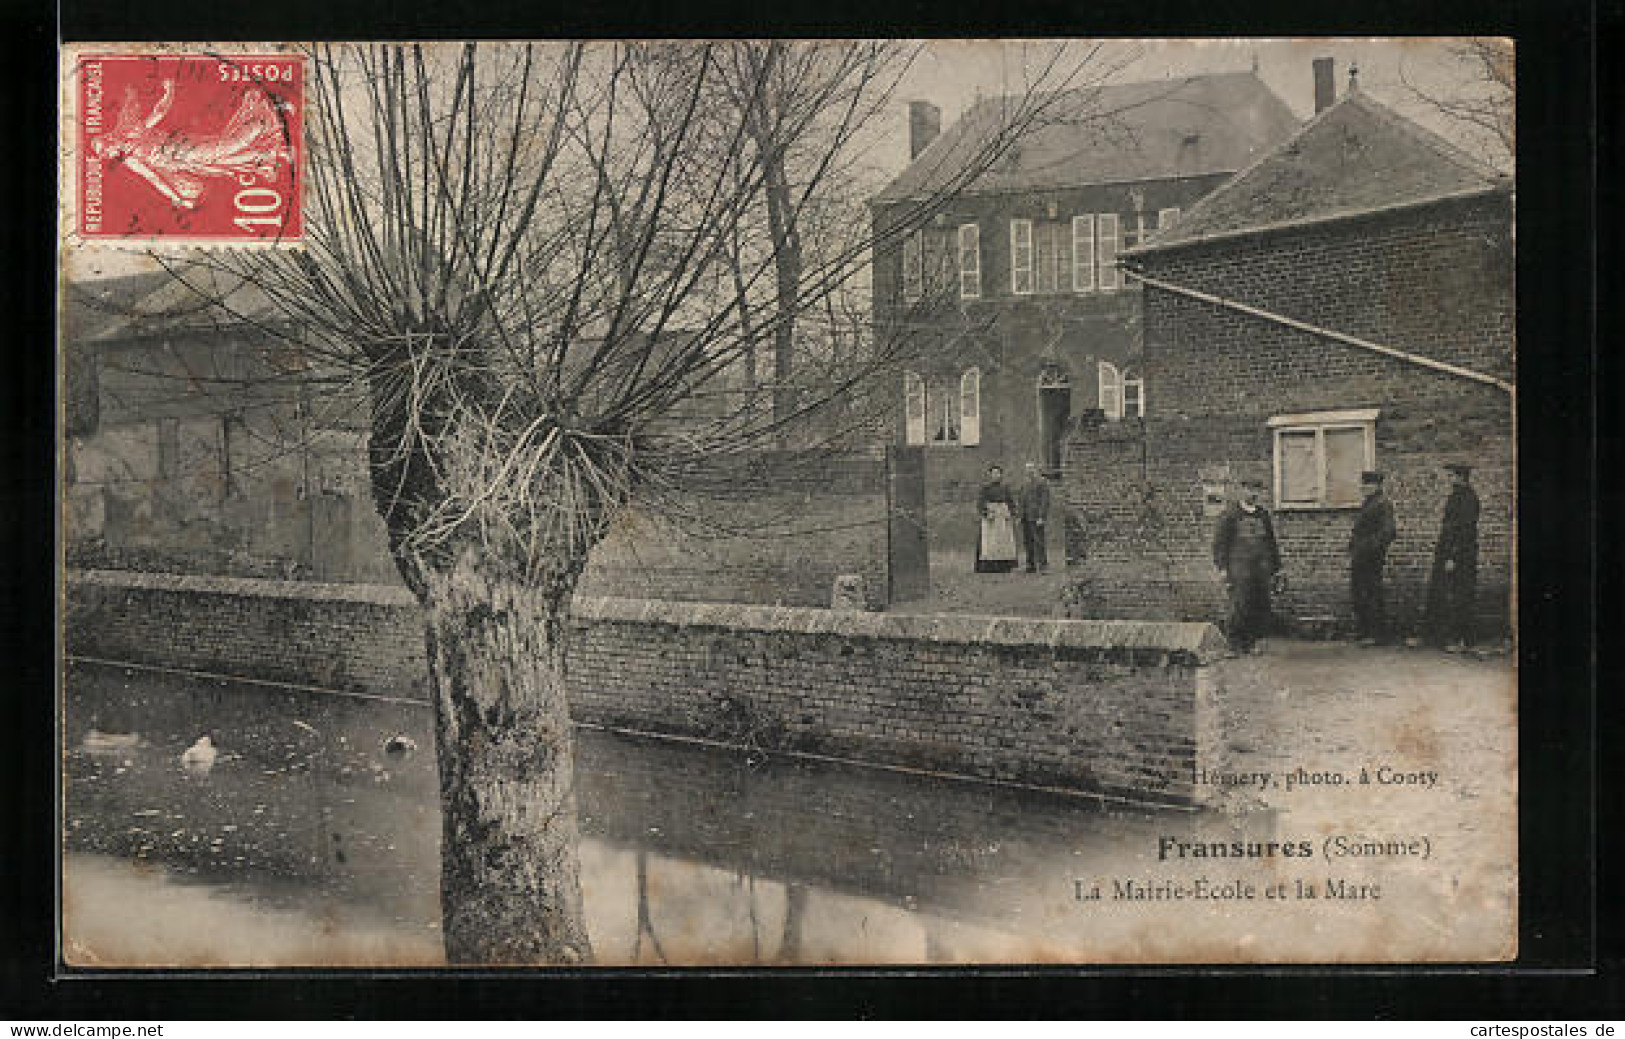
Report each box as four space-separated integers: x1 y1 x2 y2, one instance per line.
630 851 667 964
63 660 1270 965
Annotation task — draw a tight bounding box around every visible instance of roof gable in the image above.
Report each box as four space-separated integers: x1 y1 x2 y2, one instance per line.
64 269 286 345
1135 90 1511 251
873 71 1300 203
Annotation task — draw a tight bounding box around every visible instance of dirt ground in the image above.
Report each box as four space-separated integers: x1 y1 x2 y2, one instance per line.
892 547 1073 617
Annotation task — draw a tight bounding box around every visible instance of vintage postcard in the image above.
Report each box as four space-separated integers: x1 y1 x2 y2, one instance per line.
58 38 1517 967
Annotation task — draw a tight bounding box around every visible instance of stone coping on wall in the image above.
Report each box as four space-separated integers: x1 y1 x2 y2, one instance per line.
67 569 1226 663
70 568 418 607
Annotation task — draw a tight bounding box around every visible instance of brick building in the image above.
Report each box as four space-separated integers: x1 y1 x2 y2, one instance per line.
61 274 892 605
60 272 392 581
869 71 1299 554
1064 77 1514 638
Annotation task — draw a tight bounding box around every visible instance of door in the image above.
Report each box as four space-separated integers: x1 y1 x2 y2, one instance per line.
885 445 929 603
1038 376 1072 475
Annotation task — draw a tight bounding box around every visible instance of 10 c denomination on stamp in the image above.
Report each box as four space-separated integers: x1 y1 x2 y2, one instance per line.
76 52 304 244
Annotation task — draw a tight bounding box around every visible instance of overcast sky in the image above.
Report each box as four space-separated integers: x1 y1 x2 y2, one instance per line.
884 38 1507 174
66 38 1508 283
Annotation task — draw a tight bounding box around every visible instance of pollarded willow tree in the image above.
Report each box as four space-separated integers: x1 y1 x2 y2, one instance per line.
179 40 1102 964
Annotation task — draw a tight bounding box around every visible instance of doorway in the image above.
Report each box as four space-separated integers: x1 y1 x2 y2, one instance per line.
1037 366 1072 475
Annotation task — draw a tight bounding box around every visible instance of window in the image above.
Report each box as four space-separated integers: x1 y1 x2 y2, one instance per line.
931 385 961 444
1097 213 1120 290
1158 207 1181 233
1033 221 1071 294
960 367 981 446
1122 212 1151 252
156 417 180 480
220 414 242 501
1072 215 1096 291
1122 367 1145 418
1098 361 1122 419
1010 219 1034 295
958 223 981 299
902 232 923 302
905 227 958 303
1268 409 1379 509
904 371 926 445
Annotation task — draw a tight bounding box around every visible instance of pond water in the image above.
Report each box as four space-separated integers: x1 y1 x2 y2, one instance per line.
62 659 1284 967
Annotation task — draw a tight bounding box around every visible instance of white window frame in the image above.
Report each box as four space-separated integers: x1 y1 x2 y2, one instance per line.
931 382 961 446
1122 367 1145 418
1010 218 1034 295
1098 360 1123 419
902 230 923 303
1267 408 1380 510
1097 213 1120 291
1072 214 1096 292
903 371 926 445
1124 212 1149 252
959 367 981 446
958 223 981 300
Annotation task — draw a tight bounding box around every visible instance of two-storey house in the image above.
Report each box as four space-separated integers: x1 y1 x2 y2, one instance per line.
870 71 1299 557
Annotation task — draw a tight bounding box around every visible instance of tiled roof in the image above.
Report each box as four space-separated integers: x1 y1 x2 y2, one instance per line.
872 71 1300 203
1131 89 1511 252
60 271 174 344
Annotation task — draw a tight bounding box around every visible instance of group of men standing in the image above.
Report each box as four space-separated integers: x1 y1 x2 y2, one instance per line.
974 457 1484 655
1211 464 1481 655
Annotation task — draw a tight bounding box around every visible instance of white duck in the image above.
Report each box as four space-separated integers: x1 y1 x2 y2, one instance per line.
180 735 218 775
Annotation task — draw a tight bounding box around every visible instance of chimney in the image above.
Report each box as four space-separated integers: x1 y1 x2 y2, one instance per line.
908 100 942 161
1312 57 1335 115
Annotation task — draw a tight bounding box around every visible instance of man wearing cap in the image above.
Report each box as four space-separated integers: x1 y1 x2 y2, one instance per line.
1017 462 1052 574
1348 470 1397 645
1425 463 1480 651
1212 477 1282 655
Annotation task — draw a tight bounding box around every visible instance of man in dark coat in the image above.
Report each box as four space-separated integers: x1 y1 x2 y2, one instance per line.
1212 477 1282 655
1425 463 1481 651
1017 462 1052 574
1349 470 1398 645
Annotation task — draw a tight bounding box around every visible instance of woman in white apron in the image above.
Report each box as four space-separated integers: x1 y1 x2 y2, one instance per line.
975 465 1018 573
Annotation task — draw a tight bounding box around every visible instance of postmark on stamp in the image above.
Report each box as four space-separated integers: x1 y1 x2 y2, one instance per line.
74 52 304 244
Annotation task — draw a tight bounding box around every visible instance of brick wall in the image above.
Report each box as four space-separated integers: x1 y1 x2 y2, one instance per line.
65 570 1232 806
1062 195 1514 636
578 452 890 610
67 394 891 610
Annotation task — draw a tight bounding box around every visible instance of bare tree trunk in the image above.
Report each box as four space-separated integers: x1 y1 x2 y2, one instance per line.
743 43 803 437
419 554 593 964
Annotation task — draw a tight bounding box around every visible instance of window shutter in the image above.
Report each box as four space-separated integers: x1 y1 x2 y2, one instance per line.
958 223 980 299
1072 215 1095 291
1322 426 1367 506
960 367 981 446
1123 370 1145 418
1010 219 1033 295
1098 213 1120 290
904 371 926 445
1276 429 1320 505
1097 361 1122 419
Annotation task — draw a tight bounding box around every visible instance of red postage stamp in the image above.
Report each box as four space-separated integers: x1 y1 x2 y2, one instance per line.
75 52 304 243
